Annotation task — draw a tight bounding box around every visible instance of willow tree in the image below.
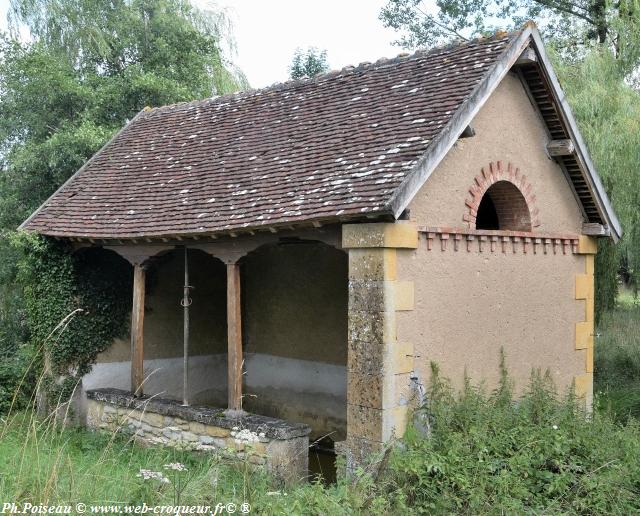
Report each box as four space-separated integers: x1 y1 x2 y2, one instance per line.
0 0 247 228
0 0 247 373
555 50 640 312
380 0 640 76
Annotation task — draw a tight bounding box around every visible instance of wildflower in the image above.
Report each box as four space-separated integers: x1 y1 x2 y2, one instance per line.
136 469 170 483
233 428 260 443
164 462 188 472
552 425 559 430
259 432 266 438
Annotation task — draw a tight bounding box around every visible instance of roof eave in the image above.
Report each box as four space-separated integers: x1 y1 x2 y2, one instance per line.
18 109 149 232
528 29 622 242
25 209 395 242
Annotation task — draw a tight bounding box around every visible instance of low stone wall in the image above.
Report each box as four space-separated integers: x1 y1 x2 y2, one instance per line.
86 388 310 484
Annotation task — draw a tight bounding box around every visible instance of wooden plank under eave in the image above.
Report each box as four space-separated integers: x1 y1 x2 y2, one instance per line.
547 139 575 156
226 262 243 411
131 264 146 397
582 222 608 236
514 47 537 67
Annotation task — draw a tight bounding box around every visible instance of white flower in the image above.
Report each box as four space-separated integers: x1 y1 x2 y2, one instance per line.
136 469 170 483
552 425 559 430
163 462 187 472
232 428 260 443
259 432 266 438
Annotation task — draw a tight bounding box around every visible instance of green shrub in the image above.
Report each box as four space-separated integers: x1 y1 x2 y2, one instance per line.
0 348 34 414
380 365 640 514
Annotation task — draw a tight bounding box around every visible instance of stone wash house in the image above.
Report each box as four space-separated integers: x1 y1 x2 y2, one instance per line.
21 23 621 480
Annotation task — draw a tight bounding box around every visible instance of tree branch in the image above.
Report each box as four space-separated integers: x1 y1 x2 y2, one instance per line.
531 0 597 26
414 6 470 41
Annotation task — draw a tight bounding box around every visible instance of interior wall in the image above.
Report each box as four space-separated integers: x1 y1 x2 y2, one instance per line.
88 249 228 406
241 242 348 440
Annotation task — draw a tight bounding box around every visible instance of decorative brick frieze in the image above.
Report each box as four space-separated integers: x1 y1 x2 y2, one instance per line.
463 161 540 229
419 227 579 255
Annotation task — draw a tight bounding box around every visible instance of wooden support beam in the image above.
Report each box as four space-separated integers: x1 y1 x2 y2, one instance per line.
459 125 476 138
514 46 537 66
547 139 575 156
226 262 243 411
131 264 146 397
582 222 609 236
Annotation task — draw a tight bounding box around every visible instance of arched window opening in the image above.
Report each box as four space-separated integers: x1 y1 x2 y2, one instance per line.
475 180 532 232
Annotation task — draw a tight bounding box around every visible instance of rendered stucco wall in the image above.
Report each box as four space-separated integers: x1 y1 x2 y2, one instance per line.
241 243 348 364
397 246 587 395
400 72 591 401
97 250 228 363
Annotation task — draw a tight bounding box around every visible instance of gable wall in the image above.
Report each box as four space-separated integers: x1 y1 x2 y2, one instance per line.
398 73 591 402
408 72 583 232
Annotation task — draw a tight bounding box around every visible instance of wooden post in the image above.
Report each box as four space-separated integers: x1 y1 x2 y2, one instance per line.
226 262 243 411
182 248 190 406
131 263 146 397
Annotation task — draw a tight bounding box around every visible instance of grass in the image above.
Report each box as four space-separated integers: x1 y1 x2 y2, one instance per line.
0 412 255 507
2 369 639 514
0 301 638 514
0 410 365 514
594 298 640 421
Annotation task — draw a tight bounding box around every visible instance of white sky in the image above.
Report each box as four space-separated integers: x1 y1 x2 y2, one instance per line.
209 0 400 87
0 0 402 88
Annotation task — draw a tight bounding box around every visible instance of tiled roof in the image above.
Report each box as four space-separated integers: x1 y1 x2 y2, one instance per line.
22 32 520 239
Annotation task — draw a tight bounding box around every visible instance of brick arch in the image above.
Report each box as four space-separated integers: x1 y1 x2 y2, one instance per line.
463 161 540 230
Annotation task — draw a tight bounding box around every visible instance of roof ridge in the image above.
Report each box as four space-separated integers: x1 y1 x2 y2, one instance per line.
141 29 522 116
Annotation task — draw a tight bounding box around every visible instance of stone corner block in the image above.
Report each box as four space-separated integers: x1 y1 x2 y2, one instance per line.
335 437 384 473
394 281 415 311
586 345 593 374
575 274 594 300
575 320 593 350
574 373 593 401
577 235 598 255
348 248 397 281
347 404 383 442
342 222 418 249
585 254 595 275
393 341 414 375
382 405 409 441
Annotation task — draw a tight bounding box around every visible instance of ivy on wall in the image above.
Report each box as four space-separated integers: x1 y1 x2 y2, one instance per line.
13 233 132 404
